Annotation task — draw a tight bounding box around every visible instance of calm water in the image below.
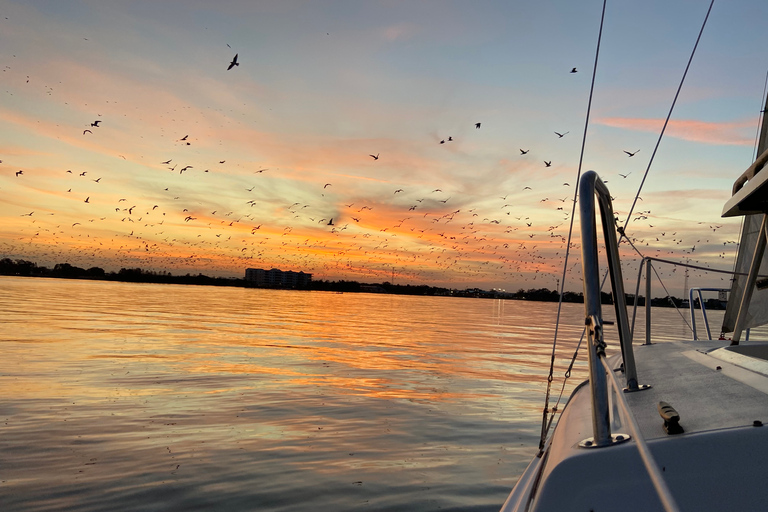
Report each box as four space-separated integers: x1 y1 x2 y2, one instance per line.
0 276 726 511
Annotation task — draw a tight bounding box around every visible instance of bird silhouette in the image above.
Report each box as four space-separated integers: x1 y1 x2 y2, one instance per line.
15 170 22 176
324 183 331 188
623 149 640 157
84 197 90 203
227 54 239 70
570 67 577 73
475 123 481 129
90 120 101 127
618 172 631 178
369 153 379 160
520 149 529 155
554 131 569 138
83 129 92 135
544 161 552 167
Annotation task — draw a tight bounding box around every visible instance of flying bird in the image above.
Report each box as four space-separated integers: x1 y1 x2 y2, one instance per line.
520 149 529 155
324 183 332 188
475 123 481 129
570 67 578 73
90 120 101 127
623 149 640 157
369 153 379 160
327 218 334 226
83 129 92 135
15 170 22 176
618 172 632 179
544 161 552 167
554 131 569 138
84 197 90 203
161 159 172 164
227 53 239 70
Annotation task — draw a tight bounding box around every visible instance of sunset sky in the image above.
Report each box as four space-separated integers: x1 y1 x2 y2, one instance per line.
1 0 767 293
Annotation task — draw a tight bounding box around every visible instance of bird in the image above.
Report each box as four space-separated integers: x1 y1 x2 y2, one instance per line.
448 136 453 141
544 161 552 167
84 197 90 203
15 170 22 176
227 53 239 70
83 129 92 135
327 218 334 226
475 123 481 129
93 177 101 183
618 172 631 179
520 149 529 155
79 171 87 176
554 131 569 138
369 153 379 160
324 183 331 188
161 159 172 164
623 149 640 157
570 67 578 73
394 189 403 194
90 120 101 127
440 140 445 144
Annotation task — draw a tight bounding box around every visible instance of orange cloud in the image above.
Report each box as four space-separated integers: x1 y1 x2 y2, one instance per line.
595 117 753 146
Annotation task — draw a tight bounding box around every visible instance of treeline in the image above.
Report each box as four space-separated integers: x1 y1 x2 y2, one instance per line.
0 258 725 308
0 258 245 287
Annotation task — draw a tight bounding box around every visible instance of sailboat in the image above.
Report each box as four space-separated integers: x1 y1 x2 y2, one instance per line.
500 11 768 512
500 115 768 512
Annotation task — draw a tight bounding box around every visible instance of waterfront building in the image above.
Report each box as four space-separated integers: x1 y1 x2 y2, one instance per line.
245 268 312 289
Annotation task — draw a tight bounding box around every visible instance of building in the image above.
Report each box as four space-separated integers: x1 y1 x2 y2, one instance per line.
245 268 312 289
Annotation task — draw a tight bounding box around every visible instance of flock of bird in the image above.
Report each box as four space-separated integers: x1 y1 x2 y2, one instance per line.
0 30 739 290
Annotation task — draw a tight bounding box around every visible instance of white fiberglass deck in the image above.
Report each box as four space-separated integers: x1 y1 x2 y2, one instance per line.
520 339 768 512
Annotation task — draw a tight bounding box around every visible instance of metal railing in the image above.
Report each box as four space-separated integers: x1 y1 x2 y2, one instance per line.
578 171 644 448
689 288 729 340
579 171 679 512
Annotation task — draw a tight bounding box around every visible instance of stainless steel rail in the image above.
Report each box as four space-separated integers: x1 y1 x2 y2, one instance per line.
579 171 646 447
689 287 729 340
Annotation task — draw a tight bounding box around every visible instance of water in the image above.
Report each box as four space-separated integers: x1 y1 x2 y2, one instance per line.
0 276 731 511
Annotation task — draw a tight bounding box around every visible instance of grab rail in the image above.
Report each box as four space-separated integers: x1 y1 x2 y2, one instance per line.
579 171 645 447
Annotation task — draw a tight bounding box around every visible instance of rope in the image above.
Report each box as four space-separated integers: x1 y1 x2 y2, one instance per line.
538 0 607 452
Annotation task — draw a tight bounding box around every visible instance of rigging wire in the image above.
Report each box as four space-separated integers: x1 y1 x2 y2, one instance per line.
538 0 607 452
620 0 715 234
540 0 716 450
752 70 768 162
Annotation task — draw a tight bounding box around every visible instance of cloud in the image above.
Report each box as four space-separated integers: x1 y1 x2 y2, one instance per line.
595 117 754 146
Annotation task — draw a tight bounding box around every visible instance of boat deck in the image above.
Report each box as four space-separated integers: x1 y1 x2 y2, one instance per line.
514 339 768 511
625 339 768 440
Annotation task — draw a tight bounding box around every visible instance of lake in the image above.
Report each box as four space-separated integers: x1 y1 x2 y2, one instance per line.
0 276 735 511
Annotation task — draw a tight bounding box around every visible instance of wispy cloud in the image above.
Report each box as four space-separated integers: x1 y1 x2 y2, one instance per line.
595 117 754 146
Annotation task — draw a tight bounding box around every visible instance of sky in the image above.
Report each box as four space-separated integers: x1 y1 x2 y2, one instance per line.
1 0 767 294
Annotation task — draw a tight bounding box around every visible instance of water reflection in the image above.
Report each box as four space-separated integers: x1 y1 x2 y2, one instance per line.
0 276 721 511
